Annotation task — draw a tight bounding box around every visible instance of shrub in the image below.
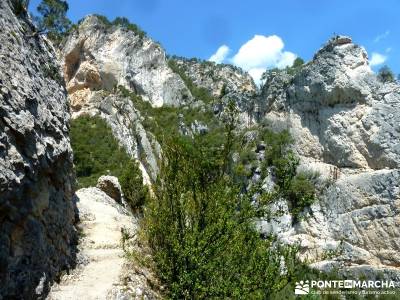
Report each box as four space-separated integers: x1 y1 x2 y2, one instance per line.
41 63 64 85
120 160 148 209
112 17 146 39
260 128 317 221
377 65 395 83
286 172 316 221
89 15 146 39
142 136 300 299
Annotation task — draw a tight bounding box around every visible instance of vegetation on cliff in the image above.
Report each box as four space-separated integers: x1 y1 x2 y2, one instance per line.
70 115 147 209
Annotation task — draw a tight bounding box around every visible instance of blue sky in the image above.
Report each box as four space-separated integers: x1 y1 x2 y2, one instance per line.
30 0 399 82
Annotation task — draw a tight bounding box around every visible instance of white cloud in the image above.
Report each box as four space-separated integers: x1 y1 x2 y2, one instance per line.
369 52 387 67
232 35 293 70
374 30 390 43
208 35 297 84
248 68 267 83
209 45 230 63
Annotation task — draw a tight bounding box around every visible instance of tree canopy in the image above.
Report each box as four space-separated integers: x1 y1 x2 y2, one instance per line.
36 0 71 42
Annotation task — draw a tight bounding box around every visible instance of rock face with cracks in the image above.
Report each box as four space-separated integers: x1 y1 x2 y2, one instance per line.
258 36 400 279
0 1 77 298
62 15 193 109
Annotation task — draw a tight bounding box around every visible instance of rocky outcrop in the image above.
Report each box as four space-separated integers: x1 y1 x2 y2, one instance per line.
97 175 122 203
258 36 400 279
62 15 193 109
173 57 258 124
0 1 77 298
61 16 180 183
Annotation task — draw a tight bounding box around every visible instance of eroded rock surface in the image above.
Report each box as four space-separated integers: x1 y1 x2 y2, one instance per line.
258 36 400 279
62 15 193 109
97 175 122 203
0 1 77 298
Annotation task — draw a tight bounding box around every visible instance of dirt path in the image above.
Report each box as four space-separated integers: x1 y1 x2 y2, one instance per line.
47 188 137 300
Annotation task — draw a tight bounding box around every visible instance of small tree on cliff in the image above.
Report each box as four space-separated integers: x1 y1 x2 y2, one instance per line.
377 65 395 83
36 0 71 42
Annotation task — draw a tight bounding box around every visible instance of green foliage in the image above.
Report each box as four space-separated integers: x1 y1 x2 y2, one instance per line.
286 172 316 220
168 59 215 104
260 57 305 82
377 65 395 83
90 15 146 39
112 17 146 39
120 160 149 209
11 0 29 16
70 115 133 188
92 14 111 26
260 128 317 222
117 85 223 146
36 0 72 43
142 136 301 299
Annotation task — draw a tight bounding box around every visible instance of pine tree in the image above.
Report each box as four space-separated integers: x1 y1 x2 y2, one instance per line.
36 0 71 43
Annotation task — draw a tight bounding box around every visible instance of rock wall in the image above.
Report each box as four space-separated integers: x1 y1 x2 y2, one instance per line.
0 1 77 298
258 36 400 279
62 15 193 109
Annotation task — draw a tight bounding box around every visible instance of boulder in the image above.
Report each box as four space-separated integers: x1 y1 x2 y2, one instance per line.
97 176 122 203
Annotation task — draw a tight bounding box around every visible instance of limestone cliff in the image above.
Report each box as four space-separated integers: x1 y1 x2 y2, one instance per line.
0 1 77 298
173 57 258 124
60 15 193 183
62 15 193 109
257 36 400 279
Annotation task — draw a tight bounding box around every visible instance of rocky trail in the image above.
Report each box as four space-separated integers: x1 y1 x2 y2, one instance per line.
47 188 137 300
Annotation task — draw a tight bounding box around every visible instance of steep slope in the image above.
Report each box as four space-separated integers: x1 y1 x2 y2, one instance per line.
258 36 400 279
60 15 198 183
173 57 258 125
62 15 193 109
0 1 77 298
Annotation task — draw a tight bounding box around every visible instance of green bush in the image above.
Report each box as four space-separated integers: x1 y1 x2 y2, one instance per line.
70 115 133 187
260 128 317 221
377 65 395 83
286 172 316 221
41 63 64 85
112 17 146 39
142 136 300 299
120 160 148 209
36 0 72 44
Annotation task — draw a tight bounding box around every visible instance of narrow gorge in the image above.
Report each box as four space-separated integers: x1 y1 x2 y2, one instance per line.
0 0 399 299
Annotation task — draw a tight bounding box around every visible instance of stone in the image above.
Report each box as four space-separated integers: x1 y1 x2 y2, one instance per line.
62 15 193 108
0 1 77 298
258 35 400 279
97 175 122 203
